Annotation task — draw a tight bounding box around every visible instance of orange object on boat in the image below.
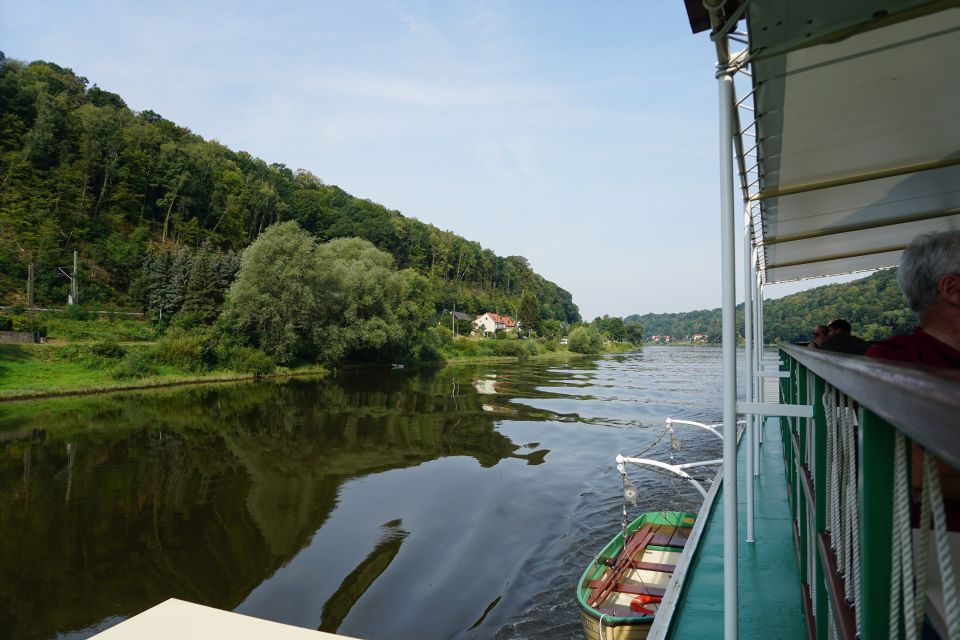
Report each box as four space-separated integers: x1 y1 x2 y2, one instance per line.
630 597 654 614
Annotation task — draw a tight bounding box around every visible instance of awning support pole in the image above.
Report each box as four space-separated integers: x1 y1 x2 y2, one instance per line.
743 204 755 543
755 273 764 470
718 66 739 640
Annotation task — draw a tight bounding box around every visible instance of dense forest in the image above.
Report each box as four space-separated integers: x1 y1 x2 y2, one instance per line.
627 268 916 344
0 55 579 326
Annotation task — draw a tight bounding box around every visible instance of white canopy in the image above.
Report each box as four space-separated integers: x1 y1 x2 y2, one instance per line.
746 2 960 284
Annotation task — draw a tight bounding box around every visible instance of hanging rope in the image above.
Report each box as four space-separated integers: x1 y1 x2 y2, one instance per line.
828 608 839 640
809 514 817 622
842 397 862 633
890 432 920 640
924 452 960 639
915 451 931 640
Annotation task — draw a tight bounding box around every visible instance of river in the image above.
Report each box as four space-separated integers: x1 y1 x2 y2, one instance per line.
0 346 733 640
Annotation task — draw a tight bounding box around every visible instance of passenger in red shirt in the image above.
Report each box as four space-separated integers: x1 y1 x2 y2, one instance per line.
866 230 960 369
869 231 960 639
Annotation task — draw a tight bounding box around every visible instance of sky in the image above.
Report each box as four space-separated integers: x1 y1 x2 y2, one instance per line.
1 1 867 319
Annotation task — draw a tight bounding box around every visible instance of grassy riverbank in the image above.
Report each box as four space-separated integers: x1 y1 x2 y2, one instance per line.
0 343 325 401
0 311 637 402
0 339 636 402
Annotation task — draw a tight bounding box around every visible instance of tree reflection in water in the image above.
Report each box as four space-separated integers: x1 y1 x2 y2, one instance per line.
0 364 555 640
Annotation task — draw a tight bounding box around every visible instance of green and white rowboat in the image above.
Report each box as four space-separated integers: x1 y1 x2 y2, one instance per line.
576 511 696 640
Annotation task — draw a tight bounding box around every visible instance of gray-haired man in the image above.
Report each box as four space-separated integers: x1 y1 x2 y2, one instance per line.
866 230 960 368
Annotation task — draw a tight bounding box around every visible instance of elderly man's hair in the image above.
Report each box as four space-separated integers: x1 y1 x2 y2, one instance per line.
828 319 851 333
898 230 960 314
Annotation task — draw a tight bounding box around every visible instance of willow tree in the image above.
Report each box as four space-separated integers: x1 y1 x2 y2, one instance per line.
220 221 434 365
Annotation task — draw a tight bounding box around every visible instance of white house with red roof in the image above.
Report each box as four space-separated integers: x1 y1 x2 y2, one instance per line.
473 312 517 336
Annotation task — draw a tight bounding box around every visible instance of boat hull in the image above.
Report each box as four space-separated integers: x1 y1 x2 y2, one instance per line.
579 609 652 640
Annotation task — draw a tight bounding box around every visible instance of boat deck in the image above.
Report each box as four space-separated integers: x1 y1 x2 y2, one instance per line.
669 417 806 638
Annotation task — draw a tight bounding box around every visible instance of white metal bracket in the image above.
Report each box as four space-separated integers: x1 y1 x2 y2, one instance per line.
737 402 813 418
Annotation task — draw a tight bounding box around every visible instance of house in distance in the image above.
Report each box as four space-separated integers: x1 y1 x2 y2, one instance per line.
473 312 517 337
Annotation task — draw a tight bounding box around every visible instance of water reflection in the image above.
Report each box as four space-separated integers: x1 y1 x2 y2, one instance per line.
0 348 732 640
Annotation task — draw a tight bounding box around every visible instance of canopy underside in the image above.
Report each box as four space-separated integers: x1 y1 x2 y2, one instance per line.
746 1 960 284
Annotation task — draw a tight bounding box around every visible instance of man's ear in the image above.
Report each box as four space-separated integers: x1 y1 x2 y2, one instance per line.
938 273 960 306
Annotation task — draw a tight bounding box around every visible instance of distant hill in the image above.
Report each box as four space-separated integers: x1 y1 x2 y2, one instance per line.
0 56 579 324
627 268 915 343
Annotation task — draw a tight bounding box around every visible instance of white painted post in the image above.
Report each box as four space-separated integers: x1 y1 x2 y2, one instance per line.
743 205 755 542
718 69 739 640
756 280 765 462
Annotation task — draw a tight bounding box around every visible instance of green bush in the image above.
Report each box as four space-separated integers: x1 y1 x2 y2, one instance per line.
11 315 35 332
489 340 523 357
56 344 98 364
454 337 480 356
0 316 11 331
62 305 91 321
11 304 26 315
91 339 126 359
224 347 274 377
568 325 604 354
153 327 215 371
521 340 542 357
43 315 154 341
112 350 158 379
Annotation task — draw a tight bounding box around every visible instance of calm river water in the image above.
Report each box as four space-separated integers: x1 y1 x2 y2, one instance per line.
0 346 735 640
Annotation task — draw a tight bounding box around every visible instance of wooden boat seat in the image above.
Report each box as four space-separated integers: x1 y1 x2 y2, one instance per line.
587 523 691 607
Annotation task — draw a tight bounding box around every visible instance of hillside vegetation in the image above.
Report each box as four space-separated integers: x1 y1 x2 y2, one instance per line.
0 56 578 326
628 268 915 344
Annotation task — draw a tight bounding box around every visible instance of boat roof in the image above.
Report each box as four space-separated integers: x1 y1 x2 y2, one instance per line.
687 0 960 285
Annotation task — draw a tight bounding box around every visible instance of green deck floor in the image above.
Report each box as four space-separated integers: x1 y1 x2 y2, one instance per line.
669 418 807 639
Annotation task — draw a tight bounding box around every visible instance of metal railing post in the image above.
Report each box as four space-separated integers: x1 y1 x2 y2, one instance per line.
744 206 755 543
797 363 809 585
858 408 894 640
812 375 828 640
718 66 739 640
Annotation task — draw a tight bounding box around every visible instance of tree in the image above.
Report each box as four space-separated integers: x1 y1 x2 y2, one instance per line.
568 325 604 354
181 243 221 324
624 321 644 345
219 221 322 364
311 236 434 364
220 222 435 365
518 292 541 336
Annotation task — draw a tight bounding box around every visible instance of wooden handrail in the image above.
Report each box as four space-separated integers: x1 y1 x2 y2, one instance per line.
780 344 960 469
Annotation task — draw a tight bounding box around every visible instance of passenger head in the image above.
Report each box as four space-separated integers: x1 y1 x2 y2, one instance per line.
812 325 829 346
828 319 851 335
898 230 960 318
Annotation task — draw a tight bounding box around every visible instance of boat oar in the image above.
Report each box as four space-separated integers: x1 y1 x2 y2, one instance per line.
589 524 656 608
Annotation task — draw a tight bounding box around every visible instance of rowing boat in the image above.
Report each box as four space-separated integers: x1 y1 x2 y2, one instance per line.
576 510 695 640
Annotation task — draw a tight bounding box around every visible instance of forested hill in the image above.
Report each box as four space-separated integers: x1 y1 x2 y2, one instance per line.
0 56 579 323
627 268 915 343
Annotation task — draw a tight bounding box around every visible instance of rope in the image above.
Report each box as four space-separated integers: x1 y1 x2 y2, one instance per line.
891 432 920 640
809 514 817 619
925 453 960 639
890 433 905 639
915 452 931 640
842 397 862 633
